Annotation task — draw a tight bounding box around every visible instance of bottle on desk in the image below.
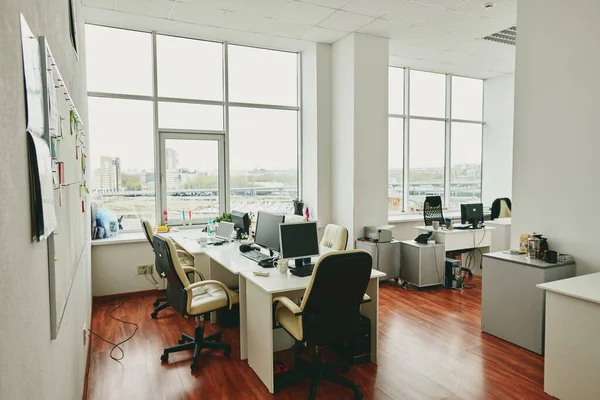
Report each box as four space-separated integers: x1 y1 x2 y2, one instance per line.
207 217 215 236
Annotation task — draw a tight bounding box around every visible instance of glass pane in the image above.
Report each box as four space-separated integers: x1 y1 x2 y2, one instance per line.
229 107 298 214
85 25 152 96
389 67 404 114
408 119 445 211
228 45 298 106
164 139 220 224
88 98 155 230
158 102 223 131
388 118 404 215
410 70 446 118
157 35 223 101
450 123 482 209
452 76 483 121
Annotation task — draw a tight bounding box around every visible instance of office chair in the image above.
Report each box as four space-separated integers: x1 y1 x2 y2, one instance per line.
153 234 238 372
273 250 372 400
319 224 348 254
491 198 512 220
140 219 195 318
423 196 445 227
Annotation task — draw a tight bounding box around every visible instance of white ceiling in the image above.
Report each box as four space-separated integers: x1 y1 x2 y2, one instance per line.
82 0 517 78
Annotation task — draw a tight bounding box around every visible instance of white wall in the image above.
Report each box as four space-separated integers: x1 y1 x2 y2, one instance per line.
482 73 514 205
512 0 600 275
0 0 91 399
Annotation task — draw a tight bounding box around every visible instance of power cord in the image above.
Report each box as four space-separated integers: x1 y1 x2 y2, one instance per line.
87 300 139 362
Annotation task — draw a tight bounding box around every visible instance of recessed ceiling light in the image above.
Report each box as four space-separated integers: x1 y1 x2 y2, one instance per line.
483 2 494 9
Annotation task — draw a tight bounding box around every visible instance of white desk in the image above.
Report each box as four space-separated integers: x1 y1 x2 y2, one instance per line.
241 268 386 394
485 218 511 252
538 273 600 400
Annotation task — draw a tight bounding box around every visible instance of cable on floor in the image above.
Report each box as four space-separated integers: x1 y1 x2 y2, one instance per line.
87 300 139 362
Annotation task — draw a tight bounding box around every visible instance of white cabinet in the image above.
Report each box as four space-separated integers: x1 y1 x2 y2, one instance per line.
399 240 445 288
355 240 400 280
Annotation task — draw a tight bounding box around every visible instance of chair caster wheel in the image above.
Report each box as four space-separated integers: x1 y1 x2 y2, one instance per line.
354 391 363 400
153 300 160 307
190 362 199 372
160 353 168 363
177 338 186 344
209 332 222 342
151 312 158 318
224 347 231 358
394 277 400 283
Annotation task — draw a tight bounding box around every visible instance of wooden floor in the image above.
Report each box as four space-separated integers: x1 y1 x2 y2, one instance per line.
86 277 552 400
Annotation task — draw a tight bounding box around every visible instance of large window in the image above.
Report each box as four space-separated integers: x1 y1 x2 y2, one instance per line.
86 25 300 230
388 67 484 215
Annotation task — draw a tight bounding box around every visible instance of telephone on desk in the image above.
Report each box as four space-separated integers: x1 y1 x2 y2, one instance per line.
415 232 432 244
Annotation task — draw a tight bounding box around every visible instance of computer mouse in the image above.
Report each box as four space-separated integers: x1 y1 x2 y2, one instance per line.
213 241 224 246
239 244 253 253
258 260 275 268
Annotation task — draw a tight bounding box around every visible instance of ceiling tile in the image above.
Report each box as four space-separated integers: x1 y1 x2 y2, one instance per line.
297 0 351 8
415 0 470 9
217 11 272 32
342 0 410 18
262 20 312 38
170 2 225 25
318 10 375 32
276 1 335 25
384 1 447 25
220 0 291 17
449 16 503 38
117 0 175 18
421 9 484 33
394 25 445 46
300 26 349 43
358 19 411 38
83 0 117 9
454 0 516 19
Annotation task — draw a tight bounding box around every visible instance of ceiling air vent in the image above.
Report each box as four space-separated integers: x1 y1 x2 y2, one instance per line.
483 26 516 46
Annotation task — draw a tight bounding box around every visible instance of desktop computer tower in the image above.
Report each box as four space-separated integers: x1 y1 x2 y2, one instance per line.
330 315 371 365
445 258 463 289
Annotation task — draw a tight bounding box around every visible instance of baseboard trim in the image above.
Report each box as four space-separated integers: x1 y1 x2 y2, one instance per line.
82 315 92 400
93 289 165 301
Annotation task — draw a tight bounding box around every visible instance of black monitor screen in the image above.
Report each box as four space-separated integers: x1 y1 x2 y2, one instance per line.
253 211 285 252
231 210 250 234
461 203 484 225
279 222 320 260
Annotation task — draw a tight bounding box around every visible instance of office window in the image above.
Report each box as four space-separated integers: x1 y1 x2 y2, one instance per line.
88 98 155 230
388 118 404 214
85 25 301 230
85 25 152 96
157 35 223 101
410 70 445 118
388 67 484 215
228 45 298 107
452 76 483 121
389 67 404 115
409 120 445 209
229 107 298 214
450 123 482 209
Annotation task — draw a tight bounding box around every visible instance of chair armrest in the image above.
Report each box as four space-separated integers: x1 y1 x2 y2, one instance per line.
361 293 371 304
273 296 303 316
182 266 204 281
186 280 235 309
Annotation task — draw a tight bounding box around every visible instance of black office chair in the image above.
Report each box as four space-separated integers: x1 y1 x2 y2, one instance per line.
273 250 372 400
491 197 512 220
140 219 195 318
153 234 238 372
423 196 445 227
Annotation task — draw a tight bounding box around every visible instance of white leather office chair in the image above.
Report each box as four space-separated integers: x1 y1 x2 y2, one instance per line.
499 199 511 218
319 224 348 254
154 234 239 372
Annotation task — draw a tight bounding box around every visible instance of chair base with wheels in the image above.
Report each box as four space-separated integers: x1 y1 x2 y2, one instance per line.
151 297 169 318
160 314 231 372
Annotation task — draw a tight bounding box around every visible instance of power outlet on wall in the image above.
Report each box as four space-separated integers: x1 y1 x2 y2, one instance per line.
137 264 153 275
83 323 88 346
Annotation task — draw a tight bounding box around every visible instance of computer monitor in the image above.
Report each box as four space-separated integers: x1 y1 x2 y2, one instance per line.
461 203 484 228
253 211 285 254
231 210 250 235
279 222 319 268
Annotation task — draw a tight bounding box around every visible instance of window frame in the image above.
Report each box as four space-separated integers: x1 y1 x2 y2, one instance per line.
86 25 302 231
388 67 484 215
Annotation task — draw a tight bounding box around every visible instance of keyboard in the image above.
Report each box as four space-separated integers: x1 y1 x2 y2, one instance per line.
241 250 271 262
289 264 315 277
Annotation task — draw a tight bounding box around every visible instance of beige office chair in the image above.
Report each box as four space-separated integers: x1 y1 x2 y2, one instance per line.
154 234 238 372
273 250 372 399
141 219 195 318
319 224 348 254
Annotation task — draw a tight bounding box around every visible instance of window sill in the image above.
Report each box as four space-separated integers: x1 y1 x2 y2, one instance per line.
91 232 147 246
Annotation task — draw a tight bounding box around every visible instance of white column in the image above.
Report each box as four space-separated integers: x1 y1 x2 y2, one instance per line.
331 33 389 246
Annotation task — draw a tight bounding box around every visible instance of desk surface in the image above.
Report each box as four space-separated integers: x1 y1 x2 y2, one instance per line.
415 226 496 234
484 252 574 269
485 218 511 226
241 268 386 294
537 272 600 305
